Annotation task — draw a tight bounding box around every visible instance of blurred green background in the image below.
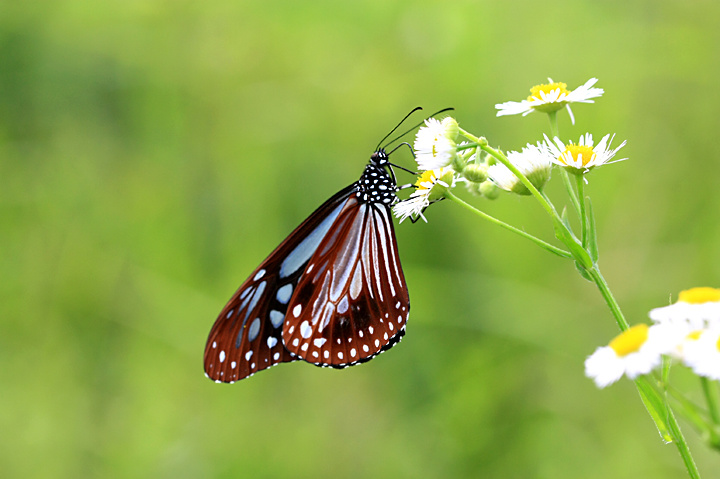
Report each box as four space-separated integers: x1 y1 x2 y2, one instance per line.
2 0 720 477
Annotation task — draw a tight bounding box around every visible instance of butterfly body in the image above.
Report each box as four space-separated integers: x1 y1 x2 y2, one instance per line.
204 148 410 383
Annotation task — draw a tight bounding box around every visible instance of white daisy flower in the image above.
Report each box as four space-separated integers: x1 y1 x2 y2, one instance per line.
495 78 603 124
649 287 720 331
393 168 453 223
544 133 627 175
585 324 676 388
682 328 720 380
413 117 458 170
488 142 553 195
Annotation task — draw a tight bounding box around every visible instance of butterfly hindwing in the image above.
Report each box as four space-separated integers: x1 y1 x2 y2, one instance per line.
204 186 356 382
281 196 410 367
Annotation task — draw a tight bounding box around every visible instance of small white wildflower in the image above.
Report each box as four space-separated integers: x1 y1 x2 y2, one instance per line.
544 133 626 175
682 328 720 380
392 168 453 223
413 118 458 170
488 142 553 195
495 78 603 124
585 324 676 388
649 287 720 331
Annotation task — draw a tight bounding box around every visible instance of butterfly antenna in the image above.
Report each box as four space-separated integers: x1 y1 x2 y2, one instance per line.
387 142 415 159
388 162 417 175
382 107 455 150
375 107 423 151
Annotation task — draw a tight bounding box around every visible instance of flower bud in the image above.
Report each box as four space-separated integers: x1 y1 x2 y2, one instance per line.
479 180 500 200
461 163 488 183
441 117 459 142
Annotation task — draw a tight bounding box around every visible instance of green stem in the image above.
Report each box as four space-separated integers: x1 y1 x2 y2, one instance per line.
444 191 572 259
548 111 582 216
666 406 702 479
575 174 588 248
586 266 629 331
458 128 592 269
458 129 558 220
548 110 559 138
701 377 720 426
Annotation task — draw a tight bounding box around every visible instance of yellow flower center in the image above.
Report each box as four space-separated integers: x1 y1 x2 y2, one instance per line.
528 82 569 102
609 324 649 357
686 330 703 341
415 170 438 189
559 144 596 167
678 287 720 304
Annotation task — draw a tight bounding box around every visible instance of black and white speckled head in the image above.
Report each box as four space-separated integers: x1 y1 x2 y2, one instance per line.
355 148 397 206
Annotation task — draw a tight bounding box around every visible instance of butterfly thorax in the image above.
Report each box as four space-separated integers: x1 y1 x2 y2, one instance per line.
355 149 397 206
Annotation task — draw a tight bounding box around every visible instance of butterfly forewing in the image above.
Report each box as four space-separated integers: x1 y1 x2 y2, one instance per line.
204 186 356 382
282 196 410 368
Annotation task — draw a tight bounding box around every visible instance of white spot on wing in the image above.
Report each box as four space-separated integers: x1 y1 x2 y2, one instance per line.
293 304 302 317
254 269 266 280
337 296 349 314
248 317 261 342
276 284 293 304
269 310 284 328
246 282 267 317
313 338 327 348
245 351 253 361
267 336 278 348
300 321 312 339
219 350 226 363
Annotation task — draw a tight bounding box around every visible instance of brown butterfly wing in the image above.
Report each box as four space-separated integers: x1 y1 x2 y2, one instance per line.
281 197 410 367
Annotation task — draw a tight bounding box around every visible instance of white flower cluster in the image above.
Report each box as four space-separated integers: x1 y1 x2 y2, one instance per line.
585 288 720 387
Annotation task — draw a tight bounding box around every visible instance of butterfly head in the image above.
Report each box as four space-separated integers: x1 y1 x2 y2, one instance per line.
355 148 397 206
370 148 391 167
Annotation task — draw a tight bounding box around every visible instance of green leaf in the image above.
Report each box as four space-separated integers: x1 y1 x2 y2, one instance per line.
635 378 673 443
554 220 593 269
561 206 572 231
575 261 593 281
575 261 592 281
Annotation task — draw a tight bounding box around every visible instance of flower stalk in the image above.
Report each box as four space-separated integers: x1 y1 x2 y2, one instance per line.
390 78 713 477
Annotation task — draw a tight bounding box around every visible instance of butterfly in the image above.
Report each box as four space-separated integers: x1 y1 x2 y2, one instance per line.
203 110 433 383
